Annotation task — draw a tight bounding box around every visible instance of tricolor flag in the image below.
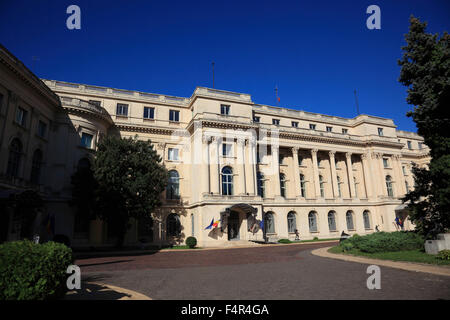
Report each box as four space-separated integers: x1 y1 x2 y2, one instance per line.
205 218 220 230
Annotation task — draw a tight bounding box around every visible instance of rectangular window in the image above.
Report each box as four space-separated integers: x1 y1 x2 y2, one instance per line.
168 148 179 161
272 119 280 126
326 126 332 132
89 100 101 106
383 158 389 168
169 110 180 122
418 142 423 149
16 107 27 127
253 116 260 123
81 132 93 148
143 107 155 119
222 143 232 157
407 141 412 149
342 128 348 134
220 104 230 115
292 121 298 128
378 127 384 136
402 166 407 175
37 121 47 138
309 123 316 130
116 103 128 117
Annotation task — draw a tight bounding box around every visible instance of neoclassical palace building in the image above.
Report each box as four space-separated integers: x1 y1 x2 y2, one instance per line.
0 44 430 247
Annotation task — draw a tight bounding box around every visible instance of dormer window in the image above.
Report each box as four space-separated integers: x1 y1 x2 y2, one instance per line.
407 141 412 150
116 103 128 117
309 124 316 130
292 121 298 128
272 119 280 126
378 128 384 136
220 104 230 115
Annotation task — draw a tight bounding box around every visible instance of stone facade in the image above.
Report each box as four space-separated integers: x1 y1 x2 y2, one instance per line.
0 44 430 247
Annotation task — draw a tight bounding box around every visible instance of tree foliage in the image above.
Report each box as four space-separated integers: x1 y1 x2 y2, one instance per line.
398 16 450 239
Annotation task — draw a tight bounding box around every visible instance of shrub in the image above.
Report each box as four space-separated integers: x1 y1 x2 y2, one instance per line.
0 240 74 300
313 237 319 241
339 231 424 253
185 236 197 248
436 250 450 260
342 242 354 252
278 239 292 244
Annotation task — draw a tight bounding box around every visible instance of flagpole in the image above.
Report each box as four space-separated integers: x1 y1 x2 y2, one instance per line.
275 86 279 106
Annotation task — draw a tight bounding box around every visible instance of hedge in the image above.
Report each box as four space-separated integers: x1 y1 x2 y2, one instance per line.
185 236 197 248
339 231 424 253
0 240 74 300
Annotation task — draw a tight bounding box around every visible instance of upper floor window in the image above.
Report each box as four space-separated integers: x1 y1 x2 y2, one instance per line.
298 155 303 166
300 174 306 197
257 172 265 198
386 175 394 197
116 103 128 117
418 142 423 149
37 121 47 138
143 107 155 119
7 138 22 177
169 110 180 122
280 173 286 197
326 126 333 132
81 132 93 148
253 116 260 123
402 166 407 175
166 170 180 199
337 176 342 197
222 143 232 157
342 128 348 134
383 158 389 168
378 127 384 136
220 104 230 115
319 175 325 198
272 119 280 126
30 149 43 184
407 141 412 150
222 166 233 195
168 148 179 161
16 107 27 127
89 100 101 106
292 121 298 128
309 123 316 130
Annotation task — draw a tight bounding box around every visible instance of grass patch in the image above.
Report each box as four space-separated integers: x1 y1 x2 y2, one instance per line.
166 245 202 250
328 246 450 266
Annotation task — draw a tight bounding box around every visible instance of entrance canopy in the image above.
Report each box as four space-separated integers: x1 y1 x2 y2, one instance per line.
224 203 257 217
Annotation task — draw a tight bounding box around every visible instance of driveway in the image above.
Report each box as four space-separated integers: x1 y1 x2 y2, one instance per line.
75 242 450 300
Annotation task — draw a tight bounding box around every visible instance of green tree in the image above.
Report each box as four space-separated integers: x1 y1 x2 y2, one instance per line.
398 16 450 239
93 136 168 247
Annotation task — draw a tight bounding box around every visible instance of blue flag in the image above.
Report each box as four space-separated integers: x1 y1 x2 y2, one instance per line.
259 220 264 232
205 218 214 230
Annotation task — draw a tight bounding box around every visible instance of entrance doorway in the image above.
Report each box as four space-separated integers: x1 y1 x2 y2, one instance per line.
227 211 240 241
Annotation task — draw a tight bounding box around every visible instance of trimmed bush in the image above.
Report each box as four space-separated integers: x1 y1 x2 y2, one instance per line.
0 240 74 300
437 250 450 260
185 236 197 248
278 239 292 244
313 236 319 241
339 231 424 253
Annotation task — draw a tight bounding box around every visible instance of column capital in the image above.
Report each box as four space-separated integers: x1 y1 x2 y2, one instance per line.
392 154 401 160
156 142 166 150
292 146 299 153
311 148 318 156
361 153 370 160
345 152 352 159
237 137 246 146
328 150 336 158
372 152 383 159
202 135 211 144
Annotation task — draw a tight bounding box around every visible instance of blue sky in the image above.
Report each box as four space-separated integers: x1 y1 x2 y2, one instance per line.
0 0 449 132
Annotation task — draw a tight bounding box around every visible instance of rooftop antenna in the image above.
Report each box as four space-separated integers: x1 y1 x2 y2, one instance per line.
212 61 215 88
354 89 360 115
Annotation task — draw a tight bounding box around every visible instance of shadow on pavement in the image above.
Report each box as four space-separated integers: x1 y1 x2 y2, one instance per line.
64 280 131 300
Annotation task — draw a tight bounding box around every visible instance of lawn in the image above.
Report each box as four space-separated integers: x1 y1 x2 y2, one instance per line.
328 246 450 266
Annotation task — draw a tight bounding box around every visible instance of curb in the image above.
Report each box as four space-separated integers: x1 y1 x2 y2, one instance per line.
311 246 450 277
74 240 339 258
65 282 152 300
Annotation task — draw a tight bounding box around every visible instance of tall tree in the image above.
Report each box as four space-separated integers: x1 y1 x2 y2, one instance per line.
398 16 450 239
93 136 168 247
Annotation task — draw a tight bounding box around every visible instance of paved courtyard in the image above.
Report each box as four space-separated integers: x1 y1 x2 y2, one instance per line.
75 242 450 300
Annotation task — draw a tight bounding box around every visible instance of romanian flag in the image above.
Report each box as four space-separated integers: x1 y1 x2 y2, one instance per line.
205 218 220 230
212 220 220 228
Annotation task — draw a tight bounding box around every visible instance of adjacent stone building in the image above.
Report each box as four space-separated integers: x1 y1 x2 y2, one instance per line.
0 44 430 247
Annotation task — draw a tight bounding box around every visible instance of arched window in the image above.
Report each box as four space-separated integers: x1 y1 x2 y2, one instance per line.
257 172 265 198
319 175 325 198
328 211 337 231
7 138 22 177
166 170 180 199
222 166 233 195
386 175 393 197
300 174 306 197
308 211 318 232
264 212 275 234
363 210 371 229
30 149 43 184
166 213 181 237
280 173 286 197
346 211 355 230
287 211 296 233
337 176 342 197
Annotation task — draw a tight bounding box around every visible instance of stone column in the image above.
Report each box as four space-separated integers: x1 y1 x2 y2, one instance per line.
392 154 405 196
311 148 321 198
237 138 247 195
372 152 385 197
346 152 356 198
209 136 220 194
201 135 210 195
361 153 373 199
245 138 257 195
292 147 301 198
272 145 281 197
329 151 339 198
